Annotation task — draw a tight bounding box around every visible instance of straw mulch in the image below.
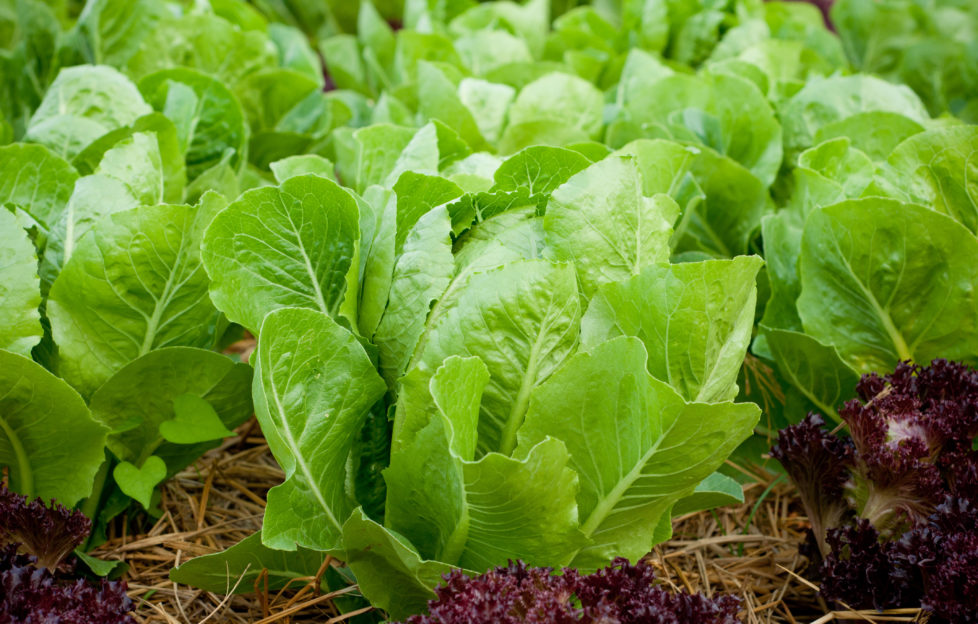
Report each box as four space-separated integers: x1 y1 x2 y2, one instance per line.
91 424 924 624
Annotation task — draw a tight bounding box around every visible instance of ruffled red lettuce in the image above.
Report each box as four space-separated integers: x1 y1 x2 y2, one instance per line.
0 487 90 570
398 558 740 624
0 487 134 623
772 360 978 622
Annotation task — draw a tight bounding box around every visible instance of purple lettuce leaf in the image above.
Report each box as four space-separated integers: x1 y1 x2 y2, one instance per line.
399 558 740 624
770 413 854 556
0 545 135 624
0 486 91 571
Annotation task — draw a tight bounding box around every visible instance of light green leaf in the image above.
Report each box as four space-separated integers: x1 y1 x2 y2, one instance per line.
0 349 107 506
414 260 581 456
781 74 930 158
622 72 783 187
113 456 166 509
127 13 276 87
73 0 167 67
159 394 236 445
813 111 924 162
89 347 252 473
170 533 334 595
879 126 978 235
581 256 763 402
25 65 151 159
502 72 604 145
761 327 859 424
139 68 250 181
201 174 359 334
491 145 591 198
374 206 454 385
255 309 386 551
48 203 217 397
341 509 454 621
798 198 978 372
545 155 679 296
270 154 336 183
672 472 745 516
0 208 41 356
416 62 487 151
517 337 760 569
458 77 515 145
0 143 78 231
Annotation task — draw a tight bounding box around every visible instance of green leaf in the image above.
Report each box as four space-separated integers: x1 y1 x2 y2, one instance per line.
127 13 276 87
270 154 336 183
416 62 487 151
813 111 924 162
43 130 168 289
89 347 253 474
74 550 127 578
159 394 236 445
798 198 978 373
761 327 859 424
517 337 760 569
170 533 333 594
621 72 783 187
139 68 250 181
413 260 581 456
374 205 454 385
201 174 360 334
491 145 591 199
48 203 217 397
113 456 166 509
0 349 107 506
0 208 41 356
781 74 930 158
386 357 582 570
72 0 167 67
672 472 745 516
458 78 516 145
581 257 763 402
500 72 605 153
879 126 978 235
341 509 454 621
545 155 679 296
254 309 386 551
25 65 151 159
0 143 78 231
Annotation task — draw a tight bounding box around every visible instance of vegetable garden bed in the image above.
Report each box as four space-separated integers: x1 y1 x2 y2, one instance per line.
2 0 977 622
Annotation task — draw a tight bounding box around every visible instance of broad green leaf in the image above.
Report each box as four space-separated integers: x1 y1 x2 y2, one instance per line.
781 74 930 158
0 143 78 231
545 155 679 296
113 456 166 509
414 260 580 456
416 62 487 151
270 154 336 183
457 77 515 145
48 203 217 397
201 174 359 334
374 206 454 385
491 145 591 198
798 198 978 372
159 394 236 445
341 509 454 621
0 208 41 356
813 111 924 162
500 72 605 153
25 65 152 159
255 309 386 551
454 30 532 76
139 68 249 181
0 349 107 506
339 124 417 193
517 337 760 569
799 137 874 199
672 472 745 516
89 347 252 473
387 356 581 571
759 210 805 332
622 72 783 187
761 327 859 424
43 130 167 288
879 126 978 235
72 0 166 67
170 533 334 594
127 13 276 86
581 257 763 402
